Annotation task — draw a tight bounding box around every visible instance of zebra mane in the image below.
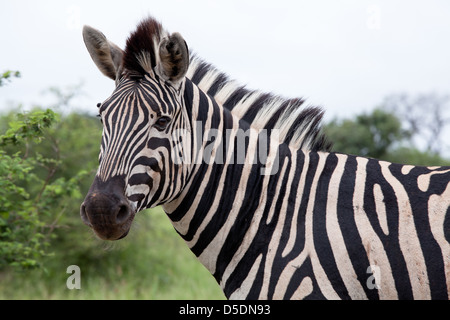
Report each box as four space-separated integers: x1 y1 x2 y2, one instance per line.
187 55 332 152
124 16 331 152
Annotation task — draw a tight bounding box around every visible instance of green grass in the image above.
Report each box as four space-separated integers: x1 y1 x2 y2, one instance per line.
0 207 225 300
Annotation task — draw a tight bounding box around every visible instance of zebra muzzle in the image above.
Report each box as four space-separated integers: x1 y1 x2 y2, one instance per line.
80 177 135 240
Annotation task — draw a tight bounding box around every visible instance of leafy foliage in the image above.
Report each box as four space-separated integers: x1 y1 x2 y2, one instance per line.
0 109 57 269
324 106 450 166
0 72 98 270
325 108 408 159
0 70 21 86
0 109 104 270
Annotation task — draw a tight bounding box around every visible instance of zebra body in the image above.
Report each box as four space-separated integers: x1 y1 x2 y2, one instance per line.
167 78 450 299
80 17 450 299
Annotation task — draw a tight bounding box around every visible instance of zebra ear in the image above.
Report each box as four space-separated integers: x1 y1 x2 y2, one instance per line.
83 25 124 81
157 32 189 84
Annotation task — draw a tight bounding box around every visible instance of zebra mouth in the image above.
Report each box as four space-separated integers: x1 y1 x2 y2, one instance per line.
90 211 135 241
80 188 137 241
117 229 130 240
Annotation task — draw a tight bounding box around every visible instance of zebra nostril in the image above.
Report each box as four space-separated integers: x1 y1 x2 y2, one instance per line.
116 203 132 224
80 203 92 227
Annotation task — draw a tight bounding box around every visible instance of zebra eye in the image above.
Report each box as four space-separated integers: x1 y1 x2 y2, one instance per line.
154 116 171 131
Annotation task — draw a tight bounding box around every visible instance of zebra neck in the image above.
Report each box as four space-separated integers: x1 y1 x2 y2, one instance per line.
160 80 293 281
163 128 301 287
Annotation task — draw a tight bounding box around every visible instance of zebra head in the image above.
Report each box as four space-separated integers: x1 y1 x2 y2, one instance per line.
80 18 191 240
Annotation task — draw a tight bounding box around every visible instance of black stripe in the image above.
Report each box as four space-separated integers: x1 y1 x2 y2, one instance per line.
191 61 210 84
366 159 414 299
183 79 194 121
312 153 351 299
389 164 449 299
207 73 229 97
284 257 327 300
337 155 381 300
146 152 167 208
128 173 151 186
223 86 250 111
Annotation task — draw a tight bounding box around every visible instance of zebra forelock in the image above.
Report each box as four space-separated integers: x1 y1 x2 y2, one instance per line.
123 16 168 77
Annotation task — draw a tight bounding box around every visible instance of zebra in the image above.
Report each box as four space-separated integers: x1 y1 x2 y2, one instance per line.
80 16 450 300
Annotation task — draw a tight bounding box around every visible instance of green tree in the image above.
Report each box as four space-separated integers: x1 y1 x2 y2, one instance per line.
325 108 409 159
324 104 450 166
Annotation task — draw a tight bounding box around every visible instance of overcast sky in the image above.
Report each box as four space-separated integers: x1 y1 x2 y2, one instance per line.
1 0 450 121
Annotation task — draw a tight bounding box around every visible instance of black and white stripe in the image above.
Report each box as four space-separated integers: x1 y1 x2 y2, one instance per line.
164 77 450 299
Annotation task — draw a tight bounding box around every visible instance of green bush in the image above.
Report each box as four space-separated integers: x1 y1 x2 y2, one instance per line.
0 71 95 270
0 108 63 269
